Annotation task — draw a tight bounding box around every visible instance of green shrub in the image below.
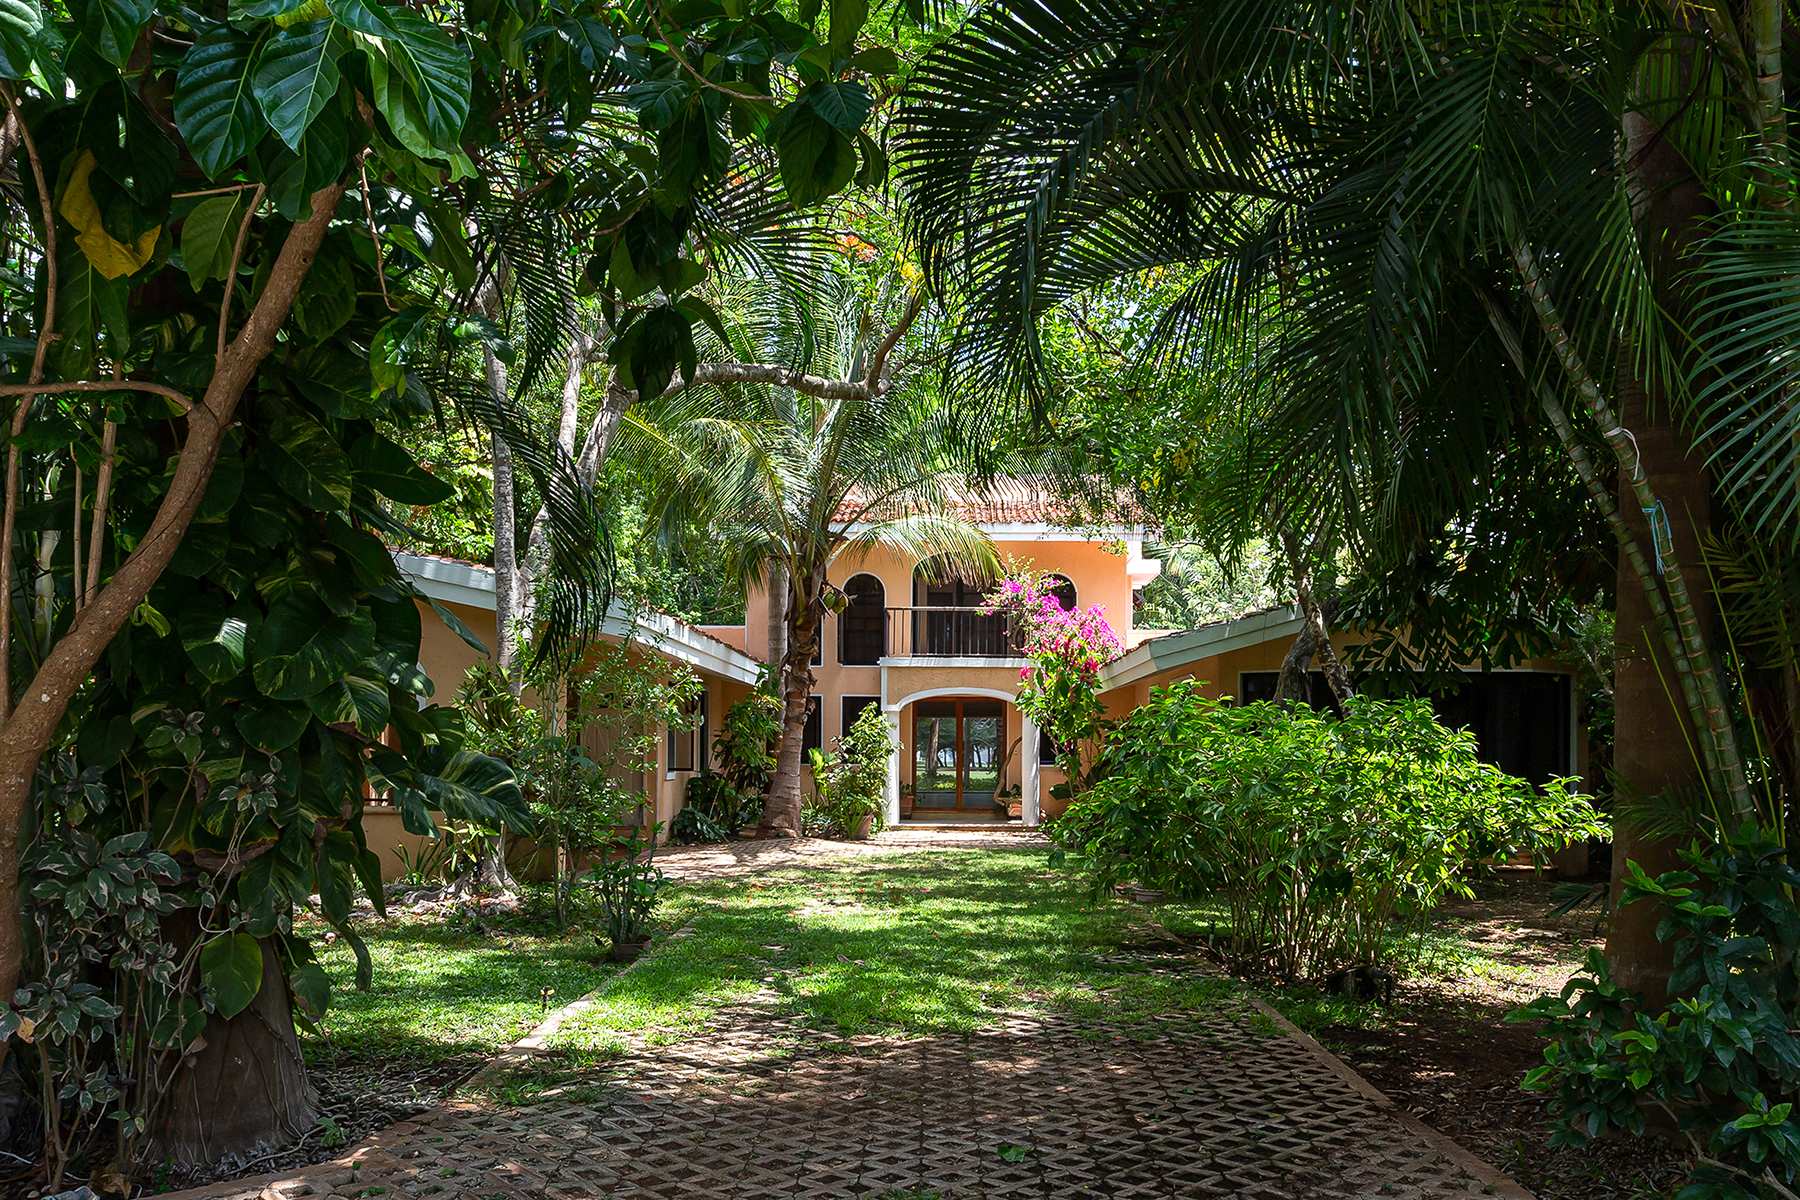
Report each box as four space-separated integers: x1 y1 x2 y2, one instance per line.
1048 682 1605 980
1510 832 1800 1199
676 771 753 842
806 704 896 838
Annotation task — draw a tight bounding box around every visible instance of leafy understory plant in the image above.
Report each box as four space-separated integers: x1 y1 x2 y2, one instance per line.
587 826 666 954
1049 682 1605 981
1512 832 1800 1200
806 703 896 838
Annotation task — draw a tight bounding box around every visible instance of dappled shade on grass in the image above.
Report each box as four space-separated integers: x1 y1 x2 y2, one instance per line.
550 848 1239 1051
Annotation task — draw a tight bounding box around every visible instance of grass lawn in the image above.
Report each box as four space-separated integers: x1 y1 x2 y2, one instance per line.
544 846 1241 1058
294 890 653 1070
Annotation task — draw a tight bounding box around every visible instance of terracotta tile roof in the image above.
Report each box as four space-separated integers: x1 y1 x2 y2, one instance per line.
838 480 1148 528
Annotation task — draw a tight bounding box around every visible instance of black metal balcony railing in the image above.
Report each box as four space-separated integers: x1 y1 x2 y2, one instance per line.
884 606 1020 658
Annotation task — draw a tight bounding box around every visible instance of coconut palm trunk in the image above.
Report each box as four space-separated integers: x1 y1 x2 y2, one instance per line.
763 598 823 835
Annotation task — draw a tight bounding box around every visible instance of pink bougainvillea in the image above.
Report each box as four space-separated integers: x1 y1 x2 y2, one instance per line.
983 571 1121 794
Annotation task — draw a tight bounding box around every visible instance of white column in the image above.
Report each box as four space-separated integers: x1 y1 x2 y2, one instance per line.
884 708 903 825
1021 712 1041 827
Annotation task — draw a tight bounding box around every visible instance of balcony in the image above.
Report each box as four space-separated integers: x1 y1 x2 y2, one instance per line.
883 606 1020 659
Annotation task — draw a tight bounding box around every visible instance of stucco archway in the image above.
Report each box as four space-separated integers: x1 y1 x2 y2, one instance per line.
882 685 1039 828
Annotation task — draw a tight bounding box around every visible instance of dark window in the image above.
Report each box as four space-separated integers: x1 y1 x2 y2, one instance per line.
1240 670 1337 713
696 691 709 771
843 695 881 736
839 575 886 664
1038 726 1060 765
1238 669 1573 785
669 693 707 773
801 695 823 755
811 628 823 666
1047 574 1077 612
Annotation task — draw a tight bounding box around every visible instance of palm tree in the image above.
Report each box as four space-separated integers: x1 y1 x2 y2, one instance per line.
622 271 1000 834
896 0 1800 998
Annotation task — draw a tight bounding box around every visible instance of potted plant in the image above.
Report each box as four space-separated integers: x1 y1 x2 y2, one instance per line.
588 824 667 961
808 706 896 839
899 781 915 819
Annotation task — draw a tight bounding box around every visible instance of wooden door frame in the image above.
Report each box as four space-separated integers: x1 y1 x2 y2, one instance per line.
912 698 1006 811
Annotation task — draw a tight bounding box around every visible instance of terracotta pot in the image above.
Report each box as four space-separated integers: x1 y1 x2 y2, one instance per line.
899 797 914 817
1006 802 1023 819
849 814 875 840
610 939 649 963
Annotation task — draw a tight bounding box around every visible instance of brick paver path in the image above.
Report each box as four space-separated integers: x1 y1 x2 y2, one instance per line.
171 832 1530 1200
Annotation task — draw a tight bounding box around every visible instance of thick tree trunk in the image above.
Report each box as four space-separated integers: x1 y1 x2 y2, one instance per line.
1275 527 1353 706
153 936 318 1167
765 562 788 669
1605 385 1715 1003
0 183 346 1065
1273 596 1339 708
758 598 818 837
1602 98 1720 1006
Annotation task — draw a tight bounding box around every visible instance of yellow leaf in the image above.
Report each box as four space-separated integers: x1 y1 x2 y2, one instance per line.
58 150 160 280
15 1015 34 1043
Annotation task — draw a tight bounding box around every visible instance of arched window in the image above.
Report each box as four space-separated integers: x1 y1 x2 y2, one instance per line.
839 574 885 665
1046 574 1077 612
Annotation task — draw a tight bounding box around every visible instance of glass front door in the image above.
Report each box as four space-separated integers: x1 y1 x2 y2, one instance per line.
912 699 1005 811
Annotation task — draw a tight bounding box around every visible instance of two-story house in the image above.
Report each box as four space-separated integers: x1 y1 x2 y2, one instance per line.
699 495 1170 827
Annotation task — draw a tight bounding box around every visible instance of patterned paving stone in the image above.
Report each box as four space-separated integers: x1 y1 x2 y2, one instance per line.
164 837 1530 1200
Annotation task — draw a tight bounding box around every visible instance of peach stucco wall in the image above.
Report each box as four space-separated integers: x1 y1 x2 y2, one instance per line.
734 537 1144 751
384 599 754 872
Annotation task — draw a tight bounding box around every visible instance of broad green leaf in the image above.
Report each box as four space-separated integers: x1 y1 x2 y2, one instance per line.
627 78 688 130
0 0 42 43
180 595 262 683
558 15 615 70
420 200 475 288
805 80 871 133
235 698 312 751
325 0 391 35
199 933 264 1019
252 20 343 150
181 191 254 291
255 101 349 220
826 0 865 54
348 430 452 504
288 344 379 419
263 411 353 512
293 244 356 338
289 961 331 1021
386 9 469 142
252 595 376 700
95 0 154 68
174 28 266 180
367 50 436 160
305 673 391 734
415 746 530 832
847 46 897 74
776 104 856 207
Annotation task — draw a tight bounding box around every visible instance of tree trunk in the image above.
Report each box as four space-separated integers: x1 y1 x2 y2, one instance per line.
0 183 346 1067
1275 526 1353 706
758 595 818 837
153 936 317 1168
1273 596 1339 708
1603 95 1720 1006
765 562 788 669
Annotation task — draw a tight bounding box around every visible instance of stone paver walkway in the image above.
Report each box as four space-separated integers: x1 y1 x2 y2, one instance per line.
170 833 1531 1200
